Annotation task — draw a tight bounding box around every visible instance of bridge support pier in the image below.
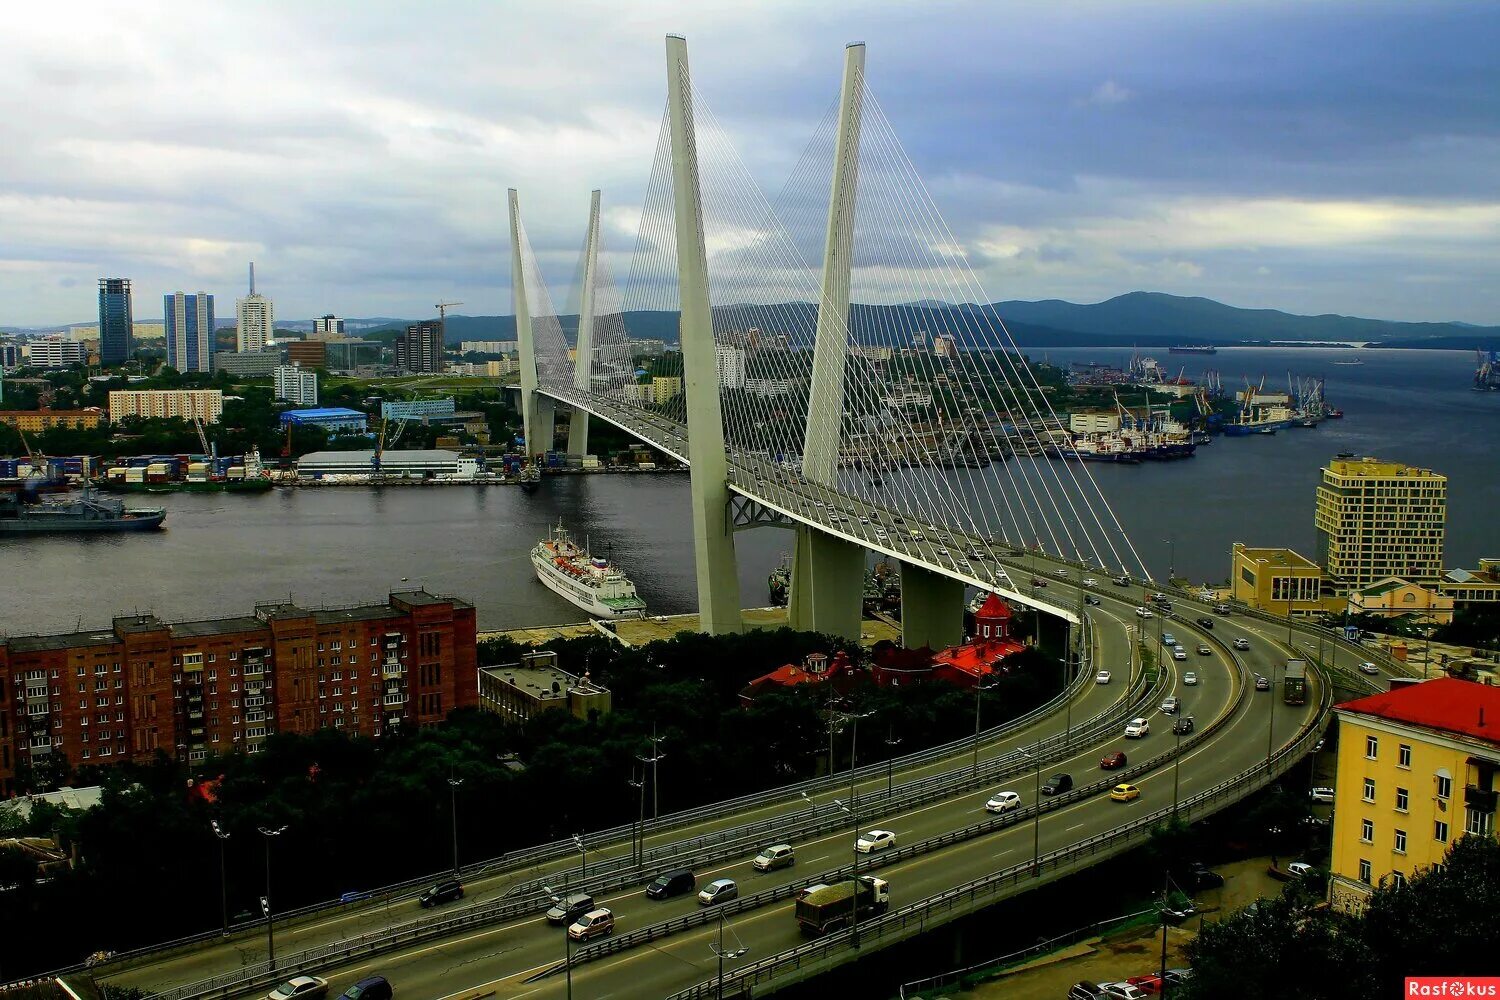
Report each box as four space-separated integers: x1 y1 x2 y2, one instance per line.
788 527 865 640
900 561 965 650
508 187 555 458
667 34 741 634
567 190 601 457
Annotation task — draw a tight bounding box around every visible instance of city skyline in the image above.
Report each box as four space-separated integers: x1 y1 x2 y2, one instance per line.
2 3 1497 328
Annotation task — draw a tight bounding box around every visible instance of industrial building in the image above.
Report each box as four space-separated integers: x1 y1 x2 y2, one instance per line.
478 651 611 722
213 350 281 376
279 407 367 434
1315 457 1447 589
381 398 456 421
108 389 224 424
295 448 478 479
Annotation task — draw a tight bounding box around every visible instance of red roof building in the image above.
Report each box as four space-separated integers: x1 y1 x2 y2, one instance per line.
1335 678 1500 745
739 651 852 706
972 593 1014 641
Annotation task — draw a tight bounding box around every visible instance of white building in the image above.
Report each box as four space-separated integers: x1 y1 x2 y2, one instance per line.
715 344 746 389
1069 410 1122 434
313 315 345 337
297 449 478 480
274 363 318 406
745 376 796 398
459 340 514 355
933 334 958 358
24 337 88 368
235 263 274 352
108 388 224 424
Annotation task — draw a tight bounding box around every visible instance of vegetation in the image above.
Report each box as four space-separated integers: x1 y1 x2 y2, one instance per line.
0 629 1060 977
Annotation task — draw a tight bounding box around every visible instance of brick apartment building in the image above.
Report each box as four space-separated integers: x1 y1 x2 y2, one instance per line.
0 591 477 796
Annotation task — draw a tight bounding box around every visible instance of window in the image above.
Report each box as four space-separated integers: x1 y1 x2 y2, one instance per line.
1435 820 1450 843
207 653 216 663
1394 829 1407 854
1396 788 1409 812
1365 735 1379 759
1358 859 1372 884
1436 772 1452 799
1398 744 1412 768
1467 808 1494 838
1363 778 1376 802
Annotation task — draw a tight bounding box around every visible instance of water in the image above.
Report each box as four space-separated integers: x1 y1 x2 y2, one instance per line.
2 347 1495 634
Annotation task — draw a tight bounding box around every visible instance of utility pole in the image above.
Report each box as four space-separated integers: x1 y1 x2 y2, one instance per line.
884 726 901 798
447 769 464 873
211 820 230 937
629 765 647 867
644 723 667 820
256 825 288 971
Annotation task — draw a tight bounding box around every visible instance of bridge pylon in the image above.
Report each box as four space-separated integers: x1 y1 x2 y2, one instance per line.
666 34 742 634
900 561 966 650
508 188 555 457
789 42 867 641
567 189 601 456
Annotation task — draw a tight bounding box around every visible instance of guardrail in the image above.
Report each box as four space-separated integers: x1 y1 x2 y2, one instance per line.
666 660 1334 1000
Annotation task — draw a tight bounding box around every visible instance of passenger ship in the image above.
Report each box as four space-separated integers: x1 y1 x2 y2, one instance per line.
531 523 648 618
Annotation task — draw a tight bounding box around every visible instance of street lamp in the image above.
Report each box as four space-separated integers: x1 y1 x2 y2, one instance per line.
1018 747 1042 876
628 766 647 867
1164 536 1175 585
643 723 667 820
572 833 587 882
447 769 464 874
884 726 902 799
543 885 574 1000
211 820 230 937
972 677 1002 778
256 825 288 971
710 909 750 999
1172 716 1188 815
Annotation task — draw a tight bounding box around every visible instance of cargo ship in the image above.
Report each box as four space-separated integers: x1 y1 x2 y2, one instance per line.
518 463 541 495
0 489 165 534
1168 345 1217 355
99 449 270 493
531 523 647 618
768 555 790 606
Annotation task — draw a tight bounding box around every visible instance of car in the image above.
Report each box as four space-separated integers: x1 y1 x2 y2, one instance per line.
1234 637 1251 651
419 879 464 908
937 547 951 556
1042 772 1073 795
1313 738 1326 752
1100 750 1127 770
856 829 896 853
1301 814 1332 828
1031 577 1048 588
753 844 795 871
1156 600 1173 613
1100 982 1148 1000
698 878 739 905
1163 968 1194 986
646 869 697 899
567 907 616 941
268 977 329 1000
1135 607 1154 619
1159 899 1197 923
338 977 393 1000
1310 786 1336 803
1182 671 1198 684
1069 983 1109 1000
1172 715 1196 735
545 892 596 925
1359 661 1380 676
1161 633 1177 646
1082 576 1098 586
1195 617 1214 629
1160 695 1180 714
1187 866 1224 889
1196 644 1212 656
1055 568 1070 578
985 790 1022 813
1127 973 1167 994
1110 783 1142 803
1255 674 1271 691
1096 670 1113 685
1124 717 1151 738
1113 575 1131 586
1085 595 1101 606
1172 648 1188 661
1286 861 1317 879
1150 592 1168 603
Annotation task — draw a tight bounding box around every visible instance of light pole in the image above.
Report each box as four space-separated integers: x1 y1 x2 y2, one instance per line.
1172 717 1186 815
644 723 667 820
628 766 647 867
543 885 574 1000
710 908 750 999
211 820 230 937
884 726 902 799
1019 747 1042 875
572 833 587 883
972 677 1001 777
447 769 464 874
1164 536 1175 586
256 825 287 971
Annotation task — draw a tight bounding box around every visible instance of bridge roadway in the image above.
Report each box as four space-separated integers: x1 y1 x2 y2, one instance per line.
110 580 1360 999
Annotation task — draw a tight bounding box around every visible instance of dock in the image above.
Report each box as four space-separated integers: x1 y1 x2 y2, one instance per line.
479 607 903 649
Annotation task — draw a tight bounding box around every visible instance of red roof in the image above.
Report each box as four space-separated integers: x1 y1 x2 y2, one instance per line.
1336 678 1500 745
932 638 1026 678
750 663 827 689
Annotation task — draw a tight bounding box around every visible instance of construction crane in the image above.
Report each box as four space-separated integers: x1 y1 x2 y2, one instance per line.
435 301 464 321
372 416 388 477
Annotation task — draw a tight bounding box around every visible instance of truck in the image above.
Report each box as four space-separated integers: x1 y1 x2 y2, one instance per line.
1283 659 1307 706
794 876 890 936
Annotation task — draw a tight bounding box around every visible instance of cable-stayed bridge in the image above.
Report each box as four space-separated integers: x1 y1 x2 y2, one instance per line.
510 36 1148 645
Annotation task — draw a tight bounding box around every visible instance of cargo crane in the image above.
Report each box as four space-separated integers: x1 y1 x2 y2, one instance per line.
192 416 217 460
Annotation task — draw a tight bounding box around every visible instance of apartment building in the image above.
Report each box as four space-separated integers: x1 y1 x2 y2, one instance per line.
0 409 103 432
1315 457 1447 590
107 389 224 424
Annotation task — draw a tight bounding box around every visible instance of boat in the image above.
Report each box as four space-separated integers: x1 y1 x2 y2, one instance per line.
768 554 790 607
531 523 647 618
518 463 541 495
0 488 165 535
1337 451 1355 459
1330 359 1363 366
1168 345 1218 355
0 470 70 495
101 478 272 494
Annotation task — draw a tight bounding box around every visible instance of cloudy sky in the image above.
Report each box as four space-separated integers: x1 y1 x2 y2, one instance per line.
3 0 1497 327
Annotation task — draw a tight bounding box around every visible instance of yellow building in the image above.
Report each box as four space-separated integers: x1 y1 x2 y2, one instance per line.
651 376 682 406
0 409 103 432
1328 678 1500 912
1346 577 1454 625
1229 543 1343 616
1315 457 1446 590
107 389 224 424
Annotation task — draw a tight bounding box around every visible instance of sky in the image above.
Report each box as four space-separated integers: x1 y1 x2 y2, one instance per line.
2 0 1497 327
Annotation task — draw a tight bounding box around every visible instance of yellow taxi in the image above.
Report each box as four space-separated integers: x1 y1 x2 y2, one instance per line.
1109 783 1141 802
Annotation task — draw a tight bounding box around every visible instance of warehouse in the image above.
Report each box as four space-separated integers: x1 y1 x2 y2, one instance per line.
295 449 479 480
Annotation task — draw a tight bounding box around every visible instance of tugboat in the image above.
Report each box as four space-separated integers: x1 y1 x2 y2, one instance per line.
531 523 646 618
518 462 542 495
0 488 165 535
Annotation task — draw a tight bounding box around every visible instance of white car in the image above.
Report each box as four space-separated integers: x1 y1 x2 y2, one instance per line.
1096 670 1112 685
937 547 951 556
1082 577 1098 586
1135 607 1154 619
1233 637 1250 651
1124 717 1151 738
267 978 329 1000
1286 861 1317 879
1172 648 1188 661
1183 671 1198 685
1310 786 1336 803
856 829 896 853
1100 984 1149 1000
1359 661 1380 676
874 529 888 540
985 790 1022 814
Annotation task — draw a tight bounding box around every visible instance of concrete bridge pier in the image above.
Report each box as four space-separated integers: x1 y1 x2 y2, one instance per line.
900 561 966 650
788 527 865 640
508 187 555 458
567 189 601 457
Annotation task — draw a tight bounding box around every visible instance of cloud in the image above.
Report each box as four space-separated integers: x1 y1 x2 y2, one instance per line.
1081 80 1133 107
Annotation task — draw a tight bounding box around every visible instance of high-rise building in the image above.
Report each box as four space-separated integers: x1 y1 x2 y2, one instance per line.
285 339 328 369
715 344 746 389
235 262 274 352
313 314 346 337
163 291 215 373
275 363 319 406
23 337 88 368
98 278 134 366
1315 457 1447 590
394 322 445 373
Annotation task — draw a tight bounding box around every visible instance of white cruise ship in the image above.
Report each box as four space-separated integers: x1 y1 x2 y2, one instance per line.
531 524 648 619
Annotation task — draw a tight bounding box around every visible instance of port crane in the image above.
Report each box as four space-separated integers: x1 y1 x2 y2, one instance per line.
192 416 216 460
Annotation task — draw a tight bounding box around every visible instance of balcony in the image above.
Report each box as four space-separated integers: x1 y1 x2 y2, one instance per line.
382 662 405 678
242 663 266 677
26 704 49 717
246 711 266 724
382 693 408 707
1465 785 1498 814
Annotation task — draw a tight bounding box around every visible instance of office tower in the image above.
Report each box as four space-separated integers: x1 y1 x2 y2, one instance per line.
235 262 274 352
394 322 445 373
164 292 216 373
313 315 346 336
98 278 134 366
1315 456 1447 589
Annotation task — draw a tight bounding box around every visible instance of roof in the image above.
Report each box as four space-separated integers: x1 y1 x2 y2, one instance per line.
1335 678 1500 746
1234 545 1321 570
974 593 1013 619
280 407 366 419
298 449 459 464
933 638 1027 677
1355 577 1413 597
5 630 120 653
1325 457 1444 481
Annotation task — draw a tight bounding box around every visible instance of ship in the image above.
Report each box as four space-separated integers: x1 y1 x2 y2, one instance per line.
102 478 272 494
518 463 542 495
768 555 790 607
1168 345 1218 355
0 489 165 534
99 448 271 493
531 523 647 618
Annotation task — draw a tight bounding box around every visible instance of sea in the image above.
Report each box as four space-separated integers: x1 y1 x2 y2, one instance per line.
3 346 1496 635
